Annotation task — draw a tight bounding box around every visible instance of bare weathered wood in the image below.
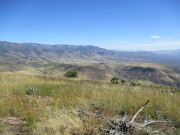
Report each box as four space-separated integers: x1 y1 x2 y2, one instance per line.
129 100 149 124
99 100 173 134
77 100 173 135
143 120 170 127
122 113 128 122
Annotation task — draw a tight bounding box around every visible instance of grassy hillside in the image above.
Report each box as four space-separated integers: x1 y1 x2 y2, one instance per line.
0 73 179 134
1 41 180 87
0 41 180 134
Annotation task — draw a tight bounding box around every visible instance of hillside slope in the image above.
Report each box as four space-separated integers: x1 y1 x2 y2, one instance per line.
0 41 180 87
0 73 179 134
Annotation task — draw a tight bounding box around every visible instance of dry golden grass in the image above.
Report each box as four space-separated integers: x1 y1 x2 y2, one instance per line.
0 72 179 134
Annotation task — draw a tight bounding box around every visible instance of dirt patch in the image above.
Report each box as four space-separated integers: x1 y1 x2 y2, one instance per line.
0 117 32 135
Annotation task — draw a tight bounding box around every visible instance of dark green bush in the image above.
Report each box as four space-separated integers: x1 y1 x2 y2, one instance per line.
111 77 119 84
130 81 142 86
121 79 127 84
64 70 78 78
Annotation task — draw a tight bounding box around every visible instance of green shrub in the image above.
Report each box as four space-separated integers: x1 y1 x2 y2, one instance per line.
26 87 39 95
111 77 119 84
130 81 142 86
121 79 127 84
64 70 78 78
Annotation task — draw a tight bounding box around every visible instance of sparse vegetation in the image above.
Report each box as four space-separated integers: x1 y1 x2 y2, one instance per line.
111 77 119 84
130 80 142 86
0 73 179 134
121 79 127 84
26 87 39 95
64 70 78 78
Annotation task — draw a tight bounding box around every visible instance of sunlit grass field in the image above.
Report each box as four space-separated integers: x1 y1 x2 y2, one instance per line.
0 72 179 134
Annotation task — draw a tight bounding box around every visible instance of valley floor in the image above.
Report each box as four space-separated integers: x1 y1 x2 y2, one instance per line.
0 73 179 134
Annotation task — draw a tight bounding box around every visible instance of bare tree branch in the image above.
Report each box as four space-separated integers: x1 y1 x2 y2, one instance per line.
143 120 170 127
130 100 150 124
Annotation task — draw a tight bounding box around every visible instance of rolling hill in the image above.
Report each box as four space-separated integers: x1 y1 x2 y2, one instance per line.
0 41 180 87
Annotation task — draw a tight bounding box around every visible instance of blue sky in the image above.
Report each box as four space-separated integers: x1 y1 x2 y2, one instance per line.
0 0 180 50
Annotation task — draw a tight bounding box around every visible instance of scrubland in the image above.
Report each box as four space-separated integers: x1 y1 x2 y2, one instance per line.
0 72 179 134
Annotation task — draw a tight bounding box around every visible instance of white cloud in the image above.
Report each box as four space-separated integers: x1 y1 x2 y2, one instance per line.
150 35 161 39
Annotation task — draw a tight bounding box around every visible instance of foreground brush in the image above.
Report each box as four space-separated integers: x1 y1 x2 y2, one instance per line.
100 100 172 135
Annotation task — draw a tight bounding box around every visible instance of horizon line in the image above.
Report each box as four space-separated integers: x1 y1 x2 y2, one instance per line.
0 40 180 52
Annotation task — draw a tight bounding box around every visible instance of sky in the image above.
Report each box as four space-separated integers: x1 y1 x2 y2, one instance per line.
0 0 180 51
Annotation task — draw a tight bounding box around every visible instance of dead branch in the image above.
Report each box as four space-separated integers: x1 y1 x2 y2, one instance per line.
76 100 174 135
99 100 173 134
143 120 170 127
130 100 149 124
122 113 128 122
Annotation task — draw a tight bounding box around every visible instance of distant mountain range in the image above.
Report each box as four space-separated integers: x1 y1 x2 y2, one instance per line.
0 41 180 67
0 41 180 87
